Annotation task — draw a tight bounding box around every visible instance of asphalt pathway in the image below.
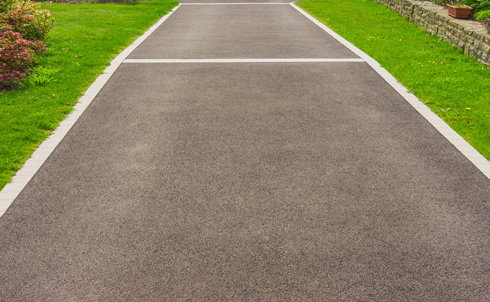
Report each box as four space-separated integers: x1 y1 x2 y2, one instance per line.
1 1 490 301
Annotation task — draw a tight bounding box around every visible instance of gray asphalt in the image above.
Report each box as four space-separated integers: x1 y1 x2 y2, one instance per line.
1 2 490 301
126 5 358 59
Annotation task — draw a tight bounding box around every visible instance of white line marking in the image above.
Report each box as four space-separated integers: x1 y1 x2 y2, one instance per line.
0 4 182 218
123 58 365 63
181 3 290 5
291 3 490 180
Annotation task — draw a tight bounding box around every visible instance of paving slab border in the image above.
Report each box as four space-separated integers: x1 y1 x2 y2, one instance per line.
291 3 490 179
0 4 181 218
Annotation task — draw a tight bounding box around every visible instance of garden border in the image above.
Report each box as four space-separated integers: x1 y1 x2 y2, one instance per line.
374 0 490 66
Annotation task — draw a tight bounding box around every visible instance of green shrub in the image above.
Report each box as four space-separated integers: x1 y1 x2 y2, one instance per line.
474 9 490 19
0 23 44 86
0 0 53 87
462 0 490 12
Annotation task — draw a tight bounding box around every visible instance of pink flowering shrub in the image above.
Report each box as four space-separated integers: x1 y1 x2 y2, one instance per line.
0 23 44 86
0 0 52 87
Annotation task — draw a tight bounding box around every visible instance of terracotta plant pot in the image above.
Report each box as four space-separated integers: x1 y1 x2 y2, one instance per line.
447 4 473 19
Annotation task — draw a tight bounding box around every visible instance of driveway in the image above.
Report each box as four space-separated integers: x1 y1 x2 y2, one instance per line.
1 1 490 301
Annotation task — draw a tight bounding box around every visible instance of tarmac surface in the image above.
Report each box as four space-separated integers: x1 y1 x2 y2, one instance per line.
1 1 490 301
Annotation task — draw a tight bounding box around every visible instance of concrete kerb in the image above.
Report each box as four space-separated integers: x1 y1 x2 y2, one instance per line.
290 3 490 180
0 4 181 218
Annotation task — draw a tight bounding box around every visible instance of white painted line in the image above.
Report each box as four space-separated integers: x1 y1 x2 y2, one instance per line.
291 3 490 180
182 3 290 5
123 58 366 63
0 4 182 219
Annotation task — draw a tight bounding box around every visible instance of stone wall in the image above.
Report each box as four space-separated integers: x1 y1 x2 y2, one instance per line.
374 0 490 67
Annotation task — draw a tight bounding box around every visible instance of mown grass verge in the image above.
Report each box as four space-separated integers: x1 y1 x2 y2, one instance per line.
297 0 490 160
0 0 178 190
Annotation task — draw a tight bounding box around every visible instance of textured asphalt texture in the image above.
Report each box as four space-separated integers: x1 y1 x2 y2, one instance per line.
127 5 358 59
2 2 490 301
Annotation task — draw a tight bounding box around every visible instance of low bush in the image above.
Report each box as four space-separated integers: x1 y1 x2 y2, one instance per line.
463 0 490 30
462 0 490 13
475 9 490 19
0 23 45 86
0 0 53 87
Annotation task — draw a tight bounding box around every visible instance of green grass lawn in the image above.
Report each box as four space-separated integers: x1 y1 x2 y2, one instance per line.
0 0 178 190
297 0 490 159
